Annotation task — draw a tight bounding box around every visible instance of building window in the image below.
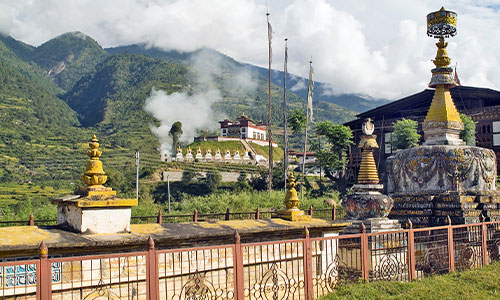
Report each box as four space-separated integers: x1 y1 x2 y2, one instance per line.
493 121 500 133
242 134 246 139
242 128 246 132
493 134 500 146
253 132 257 139
384 132 393 154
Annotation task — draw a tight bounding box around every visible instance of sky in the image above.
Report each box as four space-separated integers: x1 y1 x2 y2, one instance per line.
1 0 500 100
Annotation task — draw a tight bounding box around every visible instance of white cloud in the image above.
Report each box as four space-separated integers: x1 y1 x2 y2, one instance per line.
1 0 499 99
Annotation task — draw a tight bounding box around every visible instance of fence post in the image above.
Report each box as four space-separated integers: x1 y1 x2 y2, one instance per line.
225 208 230 221
29 213 34 226
406 219 416 280
331 206 336 221
193 209 198 222
481 215 488 266
147 236 159 300
157 210 163 224
303 227 313 300
38 241 51 300
360 223 369 282
447 216 455 272
233 231 245 300
255 208 260 220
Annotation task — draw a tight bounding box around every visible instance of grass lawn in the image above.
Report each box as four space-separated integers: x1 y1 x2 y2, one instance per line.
320 261 500 300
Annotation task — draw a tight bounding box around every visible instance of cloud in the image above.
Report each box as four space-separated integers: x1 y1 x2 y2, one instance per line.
143 48 260 153
1 0 500 99
144 89 220 154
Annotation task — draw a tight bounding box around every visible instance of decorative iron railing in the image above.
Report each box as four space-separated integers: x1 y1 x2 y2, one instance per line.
0 207 345 227
2 220 500 299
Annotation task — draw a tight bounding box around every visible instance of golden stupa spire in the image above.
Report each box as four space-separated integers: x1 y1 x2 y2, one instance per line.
422 7 464 145
277 172 311 221
81 134 107 187
284 172 299 210
423 38 462 124
357 119 379 184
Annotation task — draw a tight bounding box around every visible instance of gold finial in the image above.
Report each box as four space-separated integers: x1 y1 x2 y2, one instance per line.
277 172 311 221
284 172 299 210
81 134 107 187
433 38 451 68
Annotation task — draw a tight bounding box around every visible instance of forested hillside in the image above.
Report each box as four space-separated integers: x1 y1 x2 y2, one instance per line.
0 31 371 189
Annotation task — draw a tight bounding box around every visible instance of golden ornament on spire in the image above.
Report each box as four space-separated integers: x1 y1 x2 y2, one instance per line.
81 134 108 187
357 119 379 184
284 172 299 210
277 172 311 221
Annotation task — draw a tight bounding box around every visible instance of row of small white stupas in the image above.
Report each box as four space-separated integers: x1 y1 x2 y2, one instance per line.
174 147 252 163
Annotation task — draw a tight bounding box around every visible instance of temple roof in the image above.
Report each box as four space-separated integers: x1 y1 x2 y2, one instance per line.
345 86 500 128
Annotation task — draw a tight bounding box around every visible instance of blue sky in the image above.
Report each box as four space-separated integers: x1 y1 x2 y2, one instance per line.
1 0 499 99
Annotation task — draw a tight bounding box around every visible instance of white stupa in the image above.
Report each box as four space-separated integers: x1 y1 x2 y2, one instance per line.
214 149 222 161
195 147 203 161
205 149 213 161
185 148 194 162
243 151 251 162
175 148 184 162
233 151 241 163
224 150 232 161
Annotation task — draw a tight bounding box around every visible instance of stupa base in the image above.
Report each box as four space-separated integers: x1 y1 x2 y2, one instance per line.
53 195 137 234
389 191 500 227
276 209 312 221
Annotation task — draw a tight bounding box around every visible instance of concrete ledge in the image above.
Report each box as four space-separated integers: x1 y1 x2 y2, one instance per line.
0 218 350 258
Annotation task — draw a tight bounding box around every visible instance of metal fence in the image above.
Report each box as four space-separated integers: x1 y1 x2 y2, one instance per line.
0 207 345 227
2 220 500 299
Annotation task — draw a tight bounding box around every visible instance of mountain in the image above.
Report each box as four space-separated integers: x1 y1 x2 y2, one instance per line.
0 35 79 131
30 32 109 91
104 44 357 124
64 53 189 151
0 32 370 185
0 34 88 184
0 34 35 62
106 44 389 113
250 65 389 113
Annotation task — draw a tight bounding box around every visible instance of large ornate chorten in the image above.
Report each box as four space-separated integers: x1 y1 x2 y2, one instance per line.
386 8 499 226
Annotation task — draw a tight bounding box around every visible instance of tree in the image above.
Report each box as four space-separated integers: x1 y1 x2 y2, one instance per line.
271 161 286 190
206 170 222 192
312 121 353 192
288 109 306 134
169 121 183 151
460 113 476 146
236 170 250 191
181 169 200 186
249 170 268 191
391 118 420 150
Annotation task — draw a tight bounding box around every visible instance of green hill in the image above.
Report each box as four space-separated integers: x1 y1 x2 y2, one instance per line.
0 35 91 185
31 32 109 91
0 32 360 189
105 44 357 124
108 44 387 113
